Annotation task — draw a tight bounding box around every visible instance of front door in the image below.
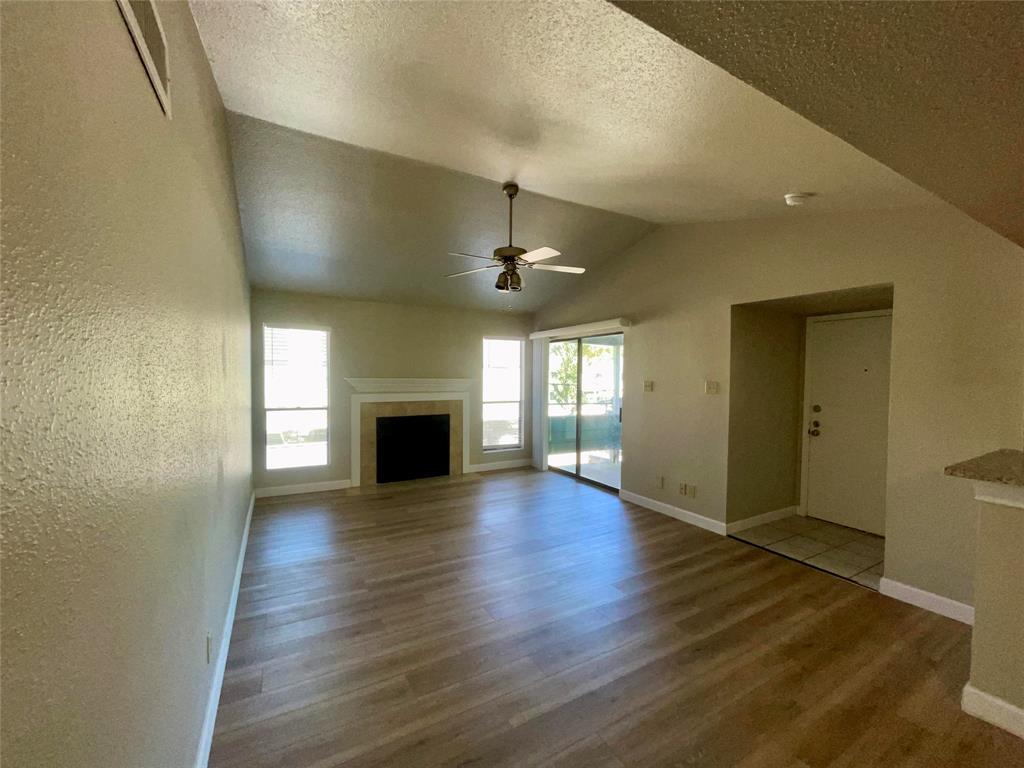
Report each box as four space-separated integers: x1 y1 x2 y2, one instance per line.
803 312 892 535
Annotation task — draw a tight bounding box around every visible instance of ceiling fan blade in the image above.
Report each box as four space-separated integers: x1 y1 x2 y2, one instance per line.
529 264 585 274
520 246 560 263
445 265 500 278
449 251 493 261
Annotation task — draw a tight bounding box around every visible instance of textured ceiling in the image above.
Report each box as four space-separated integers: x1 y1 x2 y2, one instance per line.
228 113 653 312
191 0 940 226
612 1 1024 247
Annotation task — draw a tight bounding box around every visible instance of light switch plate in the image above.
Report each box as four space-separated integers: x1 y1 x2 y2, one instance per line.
644 380 655 392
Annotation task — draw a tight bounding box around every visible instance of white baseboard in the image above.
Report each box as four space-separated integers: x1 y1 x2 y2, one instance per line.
879 577 974 625
195 491 254 768
962 682 1024 739
467 458 533 473
619 490 727 536
726 505 799 534
255 479 353 498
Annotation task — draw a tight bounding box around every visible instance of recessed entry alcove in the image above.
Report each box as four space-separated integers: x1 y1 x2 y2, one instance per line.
727 283 894 589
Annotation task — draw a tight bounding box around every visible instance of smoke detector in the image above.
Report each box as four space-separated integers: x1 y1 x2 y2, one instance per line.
784 192 813 207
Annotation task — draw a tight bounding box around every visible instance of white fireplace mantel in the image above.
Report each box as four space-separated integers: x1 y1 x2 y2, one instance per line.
345 377 473 394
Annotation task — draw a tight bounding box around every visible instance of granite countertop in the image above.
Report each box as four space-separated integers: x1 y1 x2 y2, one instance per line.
945 448 1024 487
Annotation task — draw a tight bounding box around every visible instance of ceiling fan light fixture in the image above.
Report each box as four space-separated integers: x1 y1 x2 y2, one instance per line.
447 181 586 293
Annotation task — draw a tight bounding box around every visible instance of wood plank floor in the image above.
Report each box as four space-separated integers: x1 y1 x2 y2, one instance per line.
211 469 1024 768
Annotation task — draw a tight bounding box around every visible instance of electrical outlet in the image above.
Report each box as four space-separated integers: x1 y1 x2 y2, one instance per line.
656 475 664 489
679 482 687 495
688 484 697 498
704 379 720 395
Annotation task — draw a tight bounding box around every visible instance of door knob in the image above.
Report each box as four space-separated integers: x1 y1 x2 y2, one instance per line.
808 428 821 436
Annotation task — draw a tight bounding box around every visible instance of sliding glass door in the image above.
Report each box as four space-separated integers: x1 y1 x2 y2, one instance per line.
547 333 623 489
580 335 623 487
547 340 578 474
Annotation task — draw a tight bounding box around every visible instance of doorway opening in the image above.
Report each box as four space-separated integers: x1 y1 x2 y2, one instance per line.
547 333 623 490
725 284 893 589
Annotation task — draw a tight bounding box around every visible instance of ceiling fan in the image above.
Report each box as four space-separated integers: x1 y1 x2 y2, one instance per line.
445 182 585 292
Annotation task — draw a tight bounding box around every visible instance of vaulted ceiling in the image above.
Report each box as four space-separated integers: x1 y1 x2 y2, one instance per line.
227 114 652 313
613 1 1024 247
191 0 951 310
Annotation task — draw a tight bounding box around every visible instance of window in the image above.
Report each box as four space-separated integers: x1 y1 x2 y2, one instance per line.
264 326 329 469
482 338 523 450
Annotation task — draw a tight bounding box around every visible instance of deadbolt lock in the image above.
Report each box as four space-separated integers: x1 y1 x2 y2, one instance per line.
808 428 821 437
812 404 822 413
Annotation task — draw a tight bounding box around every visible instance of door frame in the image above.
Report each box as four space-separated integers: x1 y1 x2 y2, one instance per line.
798 309 893 519
544 331 624 491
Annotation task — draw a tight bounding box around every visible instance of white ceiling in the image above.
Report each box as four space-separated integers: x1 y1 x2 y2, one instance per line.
191 0 940 225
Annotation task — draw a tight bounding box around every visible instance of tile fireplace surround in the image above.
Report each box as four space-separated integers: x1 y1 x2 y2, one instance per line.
358 399 463 486
347 380 472 487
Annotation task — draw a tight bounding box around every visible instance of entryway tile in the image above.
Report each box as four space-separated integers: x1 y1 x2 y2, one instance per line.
773 516 827 535
804 522 863 546
734 523 792 546
838 537 885 559
766 534 832 560
804 551 869 578
731 513 885 592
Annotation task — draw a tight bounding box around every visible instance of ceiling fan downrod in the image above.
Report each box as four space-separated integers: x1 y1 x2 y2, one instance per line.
443 180 584 291
503 181 518 247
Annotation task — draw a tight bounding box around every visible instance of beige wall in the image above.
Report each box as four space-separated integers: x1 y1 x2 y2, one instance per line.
1 3 251 766
251 289 533 490
535 207 1023 604
970 501 1024 710
727 306 804 523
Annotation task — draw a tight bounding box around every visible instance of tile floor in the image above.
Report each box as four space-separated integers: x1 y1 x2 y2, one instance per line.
731 514 885 589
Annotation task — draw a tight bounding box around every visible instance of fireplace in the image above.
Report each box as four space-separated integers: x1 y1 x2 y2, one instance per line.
375 414 451 483
352 395 465 486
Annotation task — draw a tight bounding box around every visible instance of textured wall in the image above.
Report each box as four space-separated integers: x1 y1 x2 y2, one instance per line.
1 3 251 766
726 306 805 523
970 502 1024 709
614 1 1024 247
535 207 1023 605
251 289 532 491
